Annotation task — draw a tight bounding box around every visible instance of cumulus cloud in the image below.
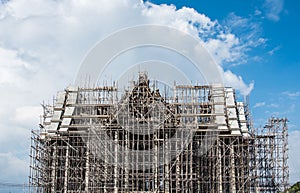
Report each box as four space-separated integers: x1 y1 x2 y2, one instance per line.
13 106 42 127
205 33 241 65
0 47 32 85
223 70 254 96
0 0 259 184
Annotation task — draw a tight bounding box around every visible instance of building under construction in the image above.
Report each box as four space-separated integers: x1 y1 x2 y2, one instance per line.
29 73 289 192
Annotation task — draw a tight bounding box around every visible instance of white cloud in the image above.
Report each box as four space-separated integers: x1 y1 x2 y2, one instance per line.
269 103 279 108
263 0 284 22
0 124 30 156
254 102 266 108
224 13 266 47
0 47 32 85
221 13 266 66
13 106 42 127
4 0 57 19
0 153 28 182
268 45 281 55
205 33 241 65
283 91 300 98
0 0 262 184
141 2 248 67
268 103 296 117
254 9 262 16
223 70 254 96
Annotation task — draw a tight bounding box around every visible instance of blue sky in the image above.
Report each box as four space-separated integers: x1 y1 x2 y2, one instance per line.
149 0 300 129
0 0 299 191
150 0 300 128
151 0 300 183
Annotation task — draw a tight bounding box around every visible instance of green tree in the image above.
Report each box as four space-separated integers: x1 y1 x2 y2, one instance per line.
284 181 300 193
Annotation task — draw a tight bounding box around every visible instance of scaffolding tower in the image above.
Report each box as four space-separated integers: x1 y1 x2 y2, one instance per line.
29 72 289 192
